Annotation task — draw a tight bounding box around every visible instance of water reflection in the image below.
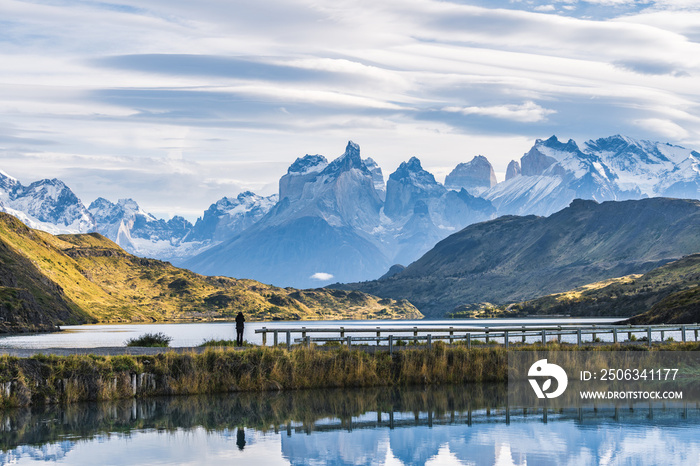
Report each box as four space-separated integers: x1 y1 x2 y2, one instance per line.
1 384 698 465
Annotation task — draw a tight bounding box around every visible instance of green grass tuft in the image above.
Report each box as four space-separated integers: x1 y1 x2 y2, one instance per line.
125 332 172 347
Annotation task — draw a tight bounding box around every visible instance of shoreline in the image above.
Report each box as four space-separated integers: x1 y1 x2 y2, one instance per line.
1 343 698 409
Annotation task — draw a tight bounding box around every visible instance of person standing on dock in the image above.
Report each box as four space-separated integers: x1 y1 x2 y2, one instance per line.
235 311 245 346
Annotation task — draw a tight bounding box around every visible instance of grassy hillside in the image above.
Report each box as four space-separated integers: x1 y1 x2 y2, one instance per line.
0 214 421 333
455 254 700 323
343 198 700 317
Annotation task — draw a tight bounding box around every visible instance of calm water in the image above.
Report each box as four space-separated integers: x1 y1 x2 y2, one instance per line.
1 385 698 465
0 318 624 348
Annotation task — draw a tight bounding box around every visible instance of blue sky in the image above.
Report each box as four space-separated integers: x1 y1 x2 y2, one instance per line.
1 0 700 220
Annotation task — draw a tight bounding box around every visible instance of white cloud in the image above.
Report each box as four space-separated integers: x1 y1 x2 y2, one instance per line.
1 0 700 217
310 272 334 281
634 118 690 140
443 102 556 123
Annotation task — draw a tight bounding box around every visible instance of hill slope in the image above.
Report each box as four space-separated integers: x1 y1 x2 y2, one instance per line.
481 254 700 323
341 198 700 317
0 213 421 333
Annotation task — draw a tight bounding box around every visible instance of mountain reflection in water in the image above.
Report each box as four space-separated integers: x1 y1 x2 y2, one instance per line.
1 384 698 465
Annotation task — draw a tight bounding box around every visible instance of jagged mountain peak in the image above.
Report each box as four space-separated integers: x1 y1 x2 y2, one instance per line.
346 140 360 157
321 140 367 176
287 154 328 175
385 156 446 219
25 178 71 196
445 155 497 194
89 197 152 222
405 156 423 171
0 169 17 182
364 157 379 167
363 157 386 197
505 160 521 180
114 198 148 218
2 175 94 232
585 134 651 155
535 135 582 154
390 157 435 182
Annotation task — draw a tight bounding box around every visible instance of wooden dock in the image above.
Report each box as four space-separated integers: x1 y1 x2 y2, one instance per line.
255 323 700 352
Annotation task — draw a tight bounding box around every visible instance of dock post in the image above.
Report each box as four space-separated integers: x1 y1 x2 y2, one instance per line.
661 330 665 341
262 327 267 346
485 327 489 344
340 327 345 343
389 335 394 355
286 331 291 350
647 327 652 347
301 327 307 340
376 327 381 345
274 330 278 346
695 328 698 341
449 327 454 344
592 325 597 342
577 328 582 347
682 326 687 343
541 329 547 345
413 327 418 345
347 336 352 349
306 335 311 348
427 334 432 349
467 333 471 349
613 329 618 344
557 326 562 343
522 326 526 344
505 331 509 349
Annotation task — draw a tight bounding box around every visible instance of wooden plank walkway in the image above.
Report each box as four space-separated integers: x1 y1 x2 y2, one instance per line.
256 323 700 352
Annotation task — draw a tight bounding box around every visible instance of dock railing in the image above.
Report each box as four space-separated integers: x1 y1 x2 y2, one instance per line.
255 323 700 353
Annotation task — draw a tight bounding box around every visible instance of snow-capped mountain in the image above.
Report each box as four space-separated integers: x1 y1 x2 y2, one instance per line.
186 192 278 243
88 192 278 262
0 172 94 234
585 135 700 199
0 168 278 264
186 141 390 287
484 134 700 217
185 141 496 288
2 133 699 289
485 136 623 216
89 197 200 261
385 157 446 219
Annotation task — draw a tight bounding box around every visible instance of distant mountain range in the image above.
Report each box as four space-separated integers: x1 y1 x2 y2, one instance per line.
0 213 420 333
340 198 700 317
185 142 495 286
1 134 699 288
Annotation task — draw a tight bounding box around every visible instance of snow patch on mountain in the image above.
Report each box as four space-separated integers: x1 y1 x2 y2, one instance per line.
0 176 94 234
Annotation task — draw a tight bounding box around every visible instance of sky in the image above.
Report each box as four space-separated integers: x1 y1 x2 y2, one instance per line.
2 0 700 221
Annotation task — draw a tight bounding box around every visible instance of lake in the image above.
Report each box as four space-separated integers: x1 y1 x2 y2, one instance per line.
1 384 698 465
0 318 624 348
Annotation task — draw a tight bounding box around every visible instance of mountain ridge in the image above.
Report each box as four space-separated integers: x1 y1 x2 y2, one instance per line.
1 134 699 288
339 197 700 317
